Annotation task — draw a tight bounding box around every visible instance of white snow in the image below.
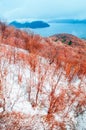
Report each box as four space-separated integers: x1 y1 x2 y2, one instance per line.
0 44 86 130
76 111 86 130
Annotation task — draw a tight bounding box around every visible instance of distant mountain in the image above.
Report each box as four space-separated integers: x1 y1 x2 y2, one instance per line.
49 19 86 24
9 21 50 29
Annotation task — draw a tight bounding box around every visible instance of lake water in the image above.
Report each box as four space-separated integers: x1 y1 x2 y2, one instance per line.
29 23 86 38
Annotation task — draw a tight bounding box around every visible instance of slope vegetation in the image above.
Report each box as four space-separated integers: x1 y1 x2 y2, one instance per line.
0 22 86 130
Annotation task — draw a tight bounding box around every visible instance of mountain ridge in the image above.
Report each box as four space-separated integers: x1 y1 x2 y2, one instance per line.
49 19 86 24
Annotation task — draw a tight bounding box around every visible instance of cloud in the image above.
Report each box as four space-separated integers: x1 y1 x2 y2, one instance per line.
0 0 86 20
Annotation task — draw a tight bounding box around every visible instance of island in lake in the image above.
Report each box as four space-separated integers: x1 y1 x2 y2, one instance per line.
9 20 50 29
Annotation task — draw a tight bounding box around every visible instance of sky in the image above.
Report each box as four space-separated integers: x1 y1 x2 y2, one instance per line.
0 0 86 21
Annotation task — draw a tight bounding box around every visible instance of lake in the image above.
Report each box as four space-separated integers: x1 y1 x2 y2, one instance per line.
29 23 86 38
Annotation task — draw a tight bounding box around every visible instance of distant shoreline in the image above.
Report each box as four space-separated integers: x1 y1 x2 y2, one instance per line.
48 19 86 24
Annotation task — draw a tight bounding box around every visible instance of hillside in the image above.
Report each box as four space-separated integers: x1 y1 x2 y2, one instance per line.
50 33 86 47
0 22 86 130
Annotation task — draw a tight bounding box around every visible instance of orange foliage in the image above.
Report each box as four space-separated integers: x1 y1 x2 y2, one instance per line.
0 21 86 129
0 21 86 77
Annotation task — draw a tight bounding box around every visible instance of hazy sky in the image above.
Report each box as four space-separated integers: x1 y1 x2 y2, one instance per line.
0 0 86 21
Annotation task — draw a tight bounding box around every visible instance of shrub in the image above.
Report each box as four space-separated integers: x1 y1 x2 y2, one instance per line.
68 40 72 45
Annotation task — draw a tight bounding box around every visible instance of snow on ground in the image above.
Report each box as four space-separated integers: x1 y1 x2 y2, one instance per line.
75 111 86 130
0 44 86 130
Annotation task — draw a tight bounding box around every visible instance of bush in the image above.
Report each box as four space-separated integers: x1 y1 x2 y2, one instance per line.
68 40 72 45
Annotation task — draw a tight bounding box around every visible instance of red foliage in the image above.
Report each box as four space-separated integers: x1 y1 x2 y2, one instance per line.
0 22 86 129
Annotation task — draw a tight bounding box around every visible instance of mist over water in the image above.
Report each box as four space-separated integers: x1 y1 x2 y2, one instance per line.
30 23 86 38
